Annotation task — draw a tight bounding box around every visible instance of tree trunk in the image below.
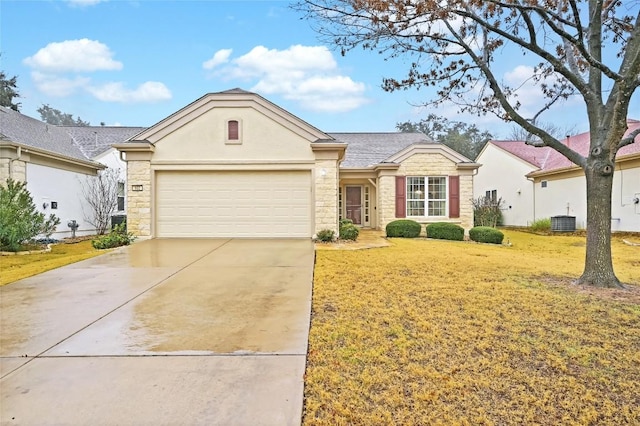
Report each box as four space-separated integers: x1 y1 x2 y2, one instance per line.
577 162 623 288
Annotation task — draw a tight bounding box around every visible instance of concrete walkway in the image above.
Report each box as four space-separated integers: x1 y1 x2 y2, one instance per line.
0 239 314 425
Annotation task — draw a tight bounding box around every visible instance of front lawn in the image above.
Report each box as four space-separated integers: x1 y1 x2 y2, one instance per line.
304 230 640 425
0 240 105 286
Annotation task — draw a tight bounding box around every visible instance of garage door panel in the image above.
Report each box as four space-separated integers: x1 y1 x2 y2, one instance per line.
155 171 311 238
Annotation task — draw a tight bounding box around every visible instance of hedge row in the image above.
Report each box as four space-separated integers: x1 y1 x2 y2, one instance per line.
385 220 504 244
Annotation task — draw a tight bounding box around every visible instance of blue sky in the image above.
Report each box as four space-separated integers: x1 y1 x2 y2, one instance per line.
1 0 637 138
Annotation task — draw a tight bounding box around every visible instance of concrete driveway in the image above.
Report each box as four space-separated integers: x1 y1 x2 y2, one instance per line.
0 238 314 425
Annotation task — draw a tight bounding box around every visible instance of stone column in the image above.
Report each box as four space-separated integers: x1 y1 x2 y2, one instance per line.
126 160 152 237
314 158 339 235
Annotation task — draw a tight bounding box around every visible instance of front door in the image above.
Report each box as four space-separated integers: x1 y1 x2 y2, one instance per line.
345 186 362 225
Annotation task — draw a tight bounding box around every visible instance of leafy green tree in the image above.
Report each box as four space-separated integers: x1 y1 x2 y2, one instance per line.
297 0 640 287
397 114 492 159
37 104 90 126
0 179 60 251
0 69 20 111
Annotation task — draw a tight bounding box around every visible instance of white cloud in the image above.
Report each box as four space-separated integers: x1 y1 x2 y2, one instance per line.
87 81 172 103
66 0 104 7
202 49 233 70
24 39 122 73
502 64 581 118
211 45 368 112
31 71 90 97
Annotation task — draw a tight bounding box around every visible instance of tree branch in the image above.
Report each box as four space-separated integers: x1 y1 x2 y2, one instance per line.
442 19 586 168
618 127 640 150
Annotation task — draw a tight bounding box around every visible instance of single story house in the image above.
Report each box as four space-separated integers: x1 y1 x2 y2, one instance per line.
115 89 480 238
474 120 640 232
0 105 143 238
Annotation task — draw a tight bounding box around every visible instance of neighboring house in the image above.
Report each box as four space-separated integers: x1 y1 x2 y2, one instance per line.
114 89 480 238
0 106 143 237
64 126 145 213
474 120 640 232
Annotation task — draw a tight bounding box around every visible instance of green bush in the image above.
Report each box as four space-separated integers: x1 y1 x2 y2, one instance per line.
425 222 464 241
339 223 359 241
340 218 354 227
386 219 422 238
469 226 504 244
92 223 135 249
530 218 551 232
0 178 60 251
316 229 335 242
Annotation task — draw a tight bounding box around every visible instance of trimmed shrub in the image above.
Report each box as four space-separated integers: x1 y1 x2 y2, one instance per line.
316 229 335 242
469 226 504 244
92 223 136 249
530 218 551 233
339 223 359 241
386 220 422 238
340 218 354 227
425 222 464 241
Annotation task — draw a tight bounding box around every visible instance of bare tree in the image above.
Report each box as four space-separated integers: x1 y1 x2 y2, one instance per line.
508 121 578 143
80 168 120 235
296 0 640 288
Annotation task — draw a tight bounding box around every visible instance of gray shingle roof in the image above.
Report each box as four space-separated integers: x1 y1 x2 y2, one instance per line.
0 106 89 162
330 132 435 168
63 126 146 158
0 106 146 162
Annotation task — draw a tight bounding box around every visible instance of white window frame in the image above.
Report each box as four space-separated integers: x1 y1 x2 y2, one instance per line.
406 176 448 217
117 181 125 212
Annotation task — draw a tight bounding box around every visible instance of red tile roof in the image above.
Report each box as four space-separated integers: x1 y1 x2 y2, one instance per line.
489 119 640 173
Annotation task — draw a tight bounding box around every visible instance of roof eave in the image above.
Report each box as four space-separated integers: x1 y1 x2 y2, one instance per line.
526 152 640 178
0 140 105 170
456 162 482 170
112 140 156 152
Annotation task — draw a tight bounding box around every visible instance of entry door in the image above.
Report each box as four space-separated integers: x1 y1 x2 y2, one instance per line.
345 186 362 225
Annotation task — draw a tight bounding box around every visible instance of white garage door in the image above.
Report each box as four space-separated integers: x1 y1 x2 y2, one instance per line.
155 171 311 238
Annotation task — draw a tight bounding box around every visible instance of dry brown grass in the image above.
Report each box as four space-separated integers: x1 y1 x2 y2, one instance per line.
304 230 640 425
0 240 105 286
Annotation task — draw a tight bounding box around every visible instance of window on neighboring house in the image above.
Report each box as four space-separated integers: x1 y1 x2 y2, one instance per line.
117 182 125 211
486 189 497 203
541 181 548 188
406 176 447 217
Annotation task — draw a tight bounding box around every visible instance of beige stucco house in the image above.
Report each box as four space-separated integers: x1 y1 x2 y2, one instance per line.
115 89 480 238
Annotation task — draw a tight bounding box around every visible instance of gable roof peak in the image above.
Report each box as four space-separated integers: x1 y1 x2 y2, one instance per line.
216 88 254 95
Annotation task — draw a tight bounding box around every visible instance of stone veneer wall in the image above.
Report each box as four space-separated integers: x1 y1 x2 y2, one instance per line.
0 158 26 183
0 158 11 183
378 153 474 231
126 160 152 237
314 159 339 236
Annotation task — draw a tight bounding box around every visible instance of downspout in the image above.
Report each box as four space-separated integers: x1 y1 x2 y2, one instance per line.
527 176 536 222
10 146 22 177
